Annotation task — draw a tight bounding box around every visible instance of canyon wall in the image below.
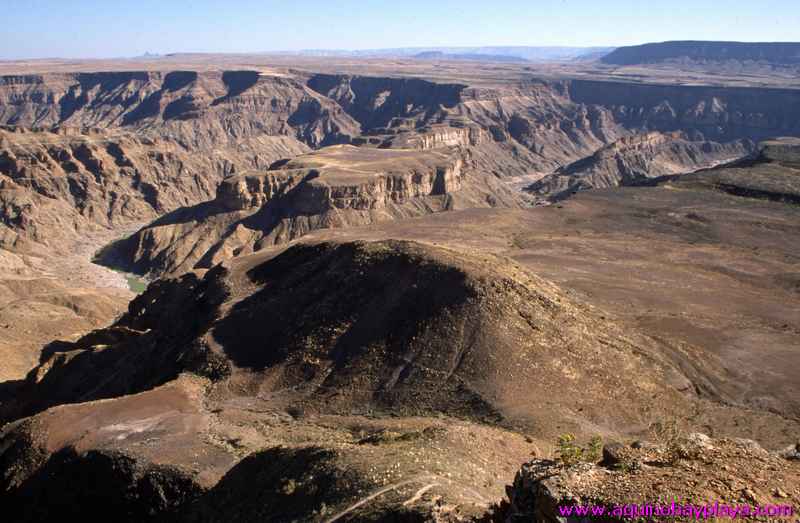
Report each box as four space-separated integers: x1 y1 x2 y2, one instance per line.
566 80 800 142
100 145 522 277
527 131 755 200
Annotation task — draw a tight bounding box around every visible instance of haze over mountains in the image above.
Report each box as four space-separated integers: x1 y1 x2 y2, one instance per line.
274 46 614 62
0 38 799 521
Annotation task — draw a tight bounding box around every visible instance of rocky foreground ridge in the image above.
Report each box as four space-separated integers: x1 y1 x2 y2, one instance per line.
503 434 800 522
0 238 761 521
2 234 800 521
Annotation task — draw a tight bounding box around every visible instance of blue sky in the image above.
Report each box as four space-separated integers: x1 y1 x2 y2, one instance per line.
2 0 799 59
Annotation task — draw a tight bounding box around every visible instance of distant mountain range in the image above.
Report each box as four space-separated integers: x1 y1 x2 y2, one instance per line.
602 41 800 66
411 51 529 62
151 41 800 67
276 46 615 62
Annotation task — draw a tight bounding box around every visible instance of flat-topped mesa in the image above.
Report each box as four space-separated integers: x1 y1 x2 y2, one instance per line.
601 40 800 66
98 143 517 278
216 144 465 213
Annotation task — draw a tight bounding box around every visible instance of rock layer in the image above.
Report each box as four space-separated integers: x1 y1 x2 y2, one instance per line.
526 131 753 201
100 145 522 277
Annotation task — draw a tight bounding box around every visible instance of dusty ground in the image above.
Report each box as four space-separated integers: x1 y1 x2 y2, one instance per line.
243 167 799 437
506 433 800 521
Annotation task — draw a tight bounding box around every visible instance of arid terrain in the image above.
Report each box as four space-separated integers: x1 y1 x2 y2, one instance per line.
0 42 799 521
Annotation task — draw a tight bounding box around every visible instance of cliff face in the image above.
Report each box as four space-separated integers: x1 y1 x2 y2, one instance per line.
666 138 800 205
0 71 360 148
761 137 800 167
527 131 754 201
380 123 489 150
306 74 465 131
76 72 800 276
0 70 365 254
0 126 309 254
100 145 521 277
566 80 800 142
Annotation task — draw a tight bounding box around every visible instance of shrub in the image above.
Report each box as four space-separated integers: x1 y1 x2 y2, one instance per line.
556 434 603 466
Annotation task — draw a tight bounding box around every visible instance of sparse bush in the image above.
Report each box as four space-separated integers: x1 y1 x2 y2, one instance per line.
649 419 685 463
556 433 603 466
586 435 603 462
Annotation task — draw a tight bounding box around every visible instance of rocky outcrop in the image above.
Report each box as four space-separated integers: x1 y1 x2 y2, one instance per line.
526 132 753 201
100 145 522 277
380 123 489 150
503 435 800 522
225 146 467 212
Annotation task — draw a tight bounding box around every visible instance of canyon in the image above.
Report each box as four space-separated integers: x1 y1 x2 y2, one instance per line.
0 50 799 521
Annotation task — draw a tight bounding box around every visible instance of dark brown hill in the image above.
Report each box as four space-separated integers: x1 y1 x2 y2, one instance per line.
0 238 735 521
3 144 800 519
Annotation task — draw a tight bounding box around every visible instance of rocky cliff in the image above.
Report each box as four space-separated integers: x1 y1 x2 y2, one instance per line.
0 71 360 148
761 137 800 168
527 131 753 201
566 80 800 142
0 69 365 255
0 126 310 255
77 71 800 277
3 71 799 255
666 137 800 205
99 145 523 277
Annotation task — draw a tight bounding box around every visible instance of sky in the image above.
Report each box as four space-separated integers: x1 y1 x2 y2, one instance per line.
2 0 799 60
